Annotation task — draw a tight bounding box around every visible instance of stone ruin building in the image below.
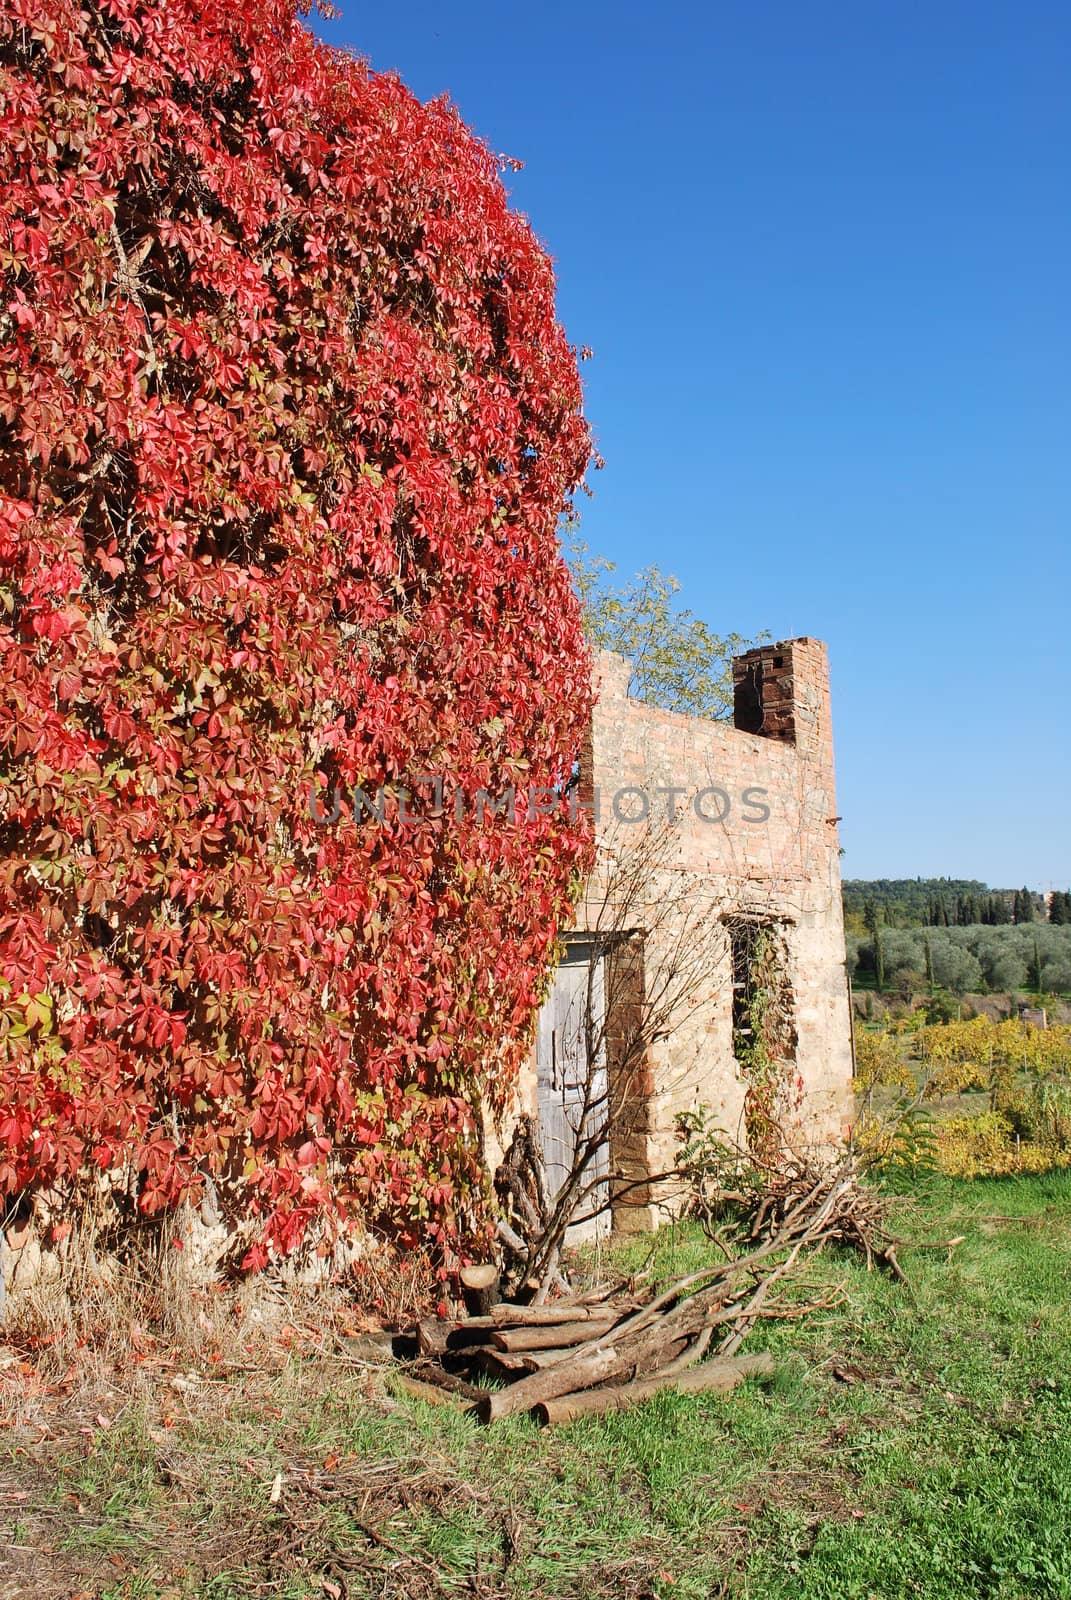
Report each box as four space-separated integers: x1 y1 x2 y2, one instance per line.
495 637 854 1234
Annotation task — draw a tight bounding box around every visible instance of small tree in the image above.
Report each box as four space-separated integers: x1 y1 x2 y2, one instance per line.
564 537 766 720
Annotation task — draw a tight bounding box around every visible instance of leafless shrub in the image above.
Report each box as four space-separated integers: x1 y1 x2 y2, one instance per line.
500 822 734 1297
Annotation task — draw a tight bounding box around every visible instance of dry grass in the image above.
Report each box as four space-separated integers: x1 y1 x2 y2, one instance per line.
0 1219 473 1598
0 1338 681 1600
1 1357 489 1599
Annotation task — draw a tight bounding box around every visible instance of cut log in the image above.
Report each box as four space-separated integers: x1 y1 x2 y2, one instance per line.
490 1301 632 1328
417 1316 495 1357
489 1315 617 1353
460 1263 500 1318
533 1353 775 1426
484 1347 590 1376
628 1333 692 1379
516 1348 577 1369
408 1363 485 1402
473 1305 710 1424
416 1318 449 1358
473 1344 623 1424
444 1317 497 1351
477 1342 596 1381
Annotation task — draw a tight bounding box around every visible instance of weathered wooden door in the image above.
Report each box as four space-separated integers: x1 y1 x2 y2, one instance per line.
536 940 610 1239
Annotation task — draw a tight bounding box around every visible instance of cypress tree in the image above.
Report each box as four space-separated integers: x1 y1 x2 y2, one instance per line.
863 901 884 989
1029 934 1043 993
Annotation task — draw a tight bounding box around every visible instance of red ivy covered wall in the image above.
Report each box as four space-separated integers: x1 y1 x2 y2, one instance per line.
0 0 593 1268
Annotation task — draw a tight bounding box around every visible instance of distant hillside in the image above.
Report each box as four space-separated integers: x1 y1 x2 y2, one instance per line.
842 878 1052 930
842 879 1071 997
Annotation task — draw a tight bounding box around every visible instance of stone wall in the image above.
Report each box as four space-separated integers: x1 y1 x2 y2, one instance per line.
505 637 854 1232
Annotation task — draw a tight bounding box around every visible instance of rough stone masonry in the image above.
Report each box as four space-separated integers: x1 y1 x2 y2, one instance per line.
497 637 855 1234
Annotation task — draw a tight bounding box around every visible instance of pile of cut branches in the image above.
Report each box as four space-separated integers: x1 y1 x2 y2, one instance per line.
694 1149 921 1282
401 1155 937 1425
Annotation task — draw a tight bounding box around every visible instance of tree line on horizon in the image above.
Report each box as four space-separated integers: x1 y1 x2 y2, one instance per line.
843 877 1070 934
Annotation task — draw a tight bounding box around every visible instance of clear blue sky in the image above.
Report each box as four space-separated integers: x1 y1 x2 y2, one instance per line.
314 0 1070 891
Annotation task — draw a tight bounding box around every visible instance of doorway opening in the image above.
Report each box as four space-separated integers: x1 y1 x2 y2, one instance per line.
535 936 610 1239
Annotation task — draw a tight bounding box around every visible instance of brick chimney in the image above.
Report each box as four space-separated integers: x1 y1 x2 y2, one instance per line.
732 638 834 775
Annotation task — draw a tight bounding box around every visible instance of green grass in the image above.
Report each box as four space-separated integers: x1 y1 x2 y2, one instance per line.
3 1173 1071 1599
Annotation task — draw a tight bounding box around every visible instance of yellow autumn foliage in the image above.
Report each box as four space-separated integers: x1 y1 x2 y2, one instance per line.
854 1030 916 1092
915 1016 1071 1074
854 1013 1071 1179
935 1112 1071 1179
